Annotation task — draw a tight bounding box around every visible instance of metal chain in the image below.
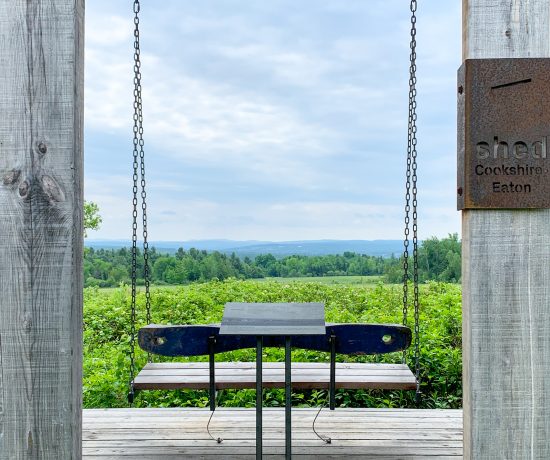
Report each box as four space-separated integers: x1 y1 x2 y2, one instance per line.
134 0 152 332
129 0 146 404
402 0 415 363
402 85 412 365
403 0 421 404
409 0 421 405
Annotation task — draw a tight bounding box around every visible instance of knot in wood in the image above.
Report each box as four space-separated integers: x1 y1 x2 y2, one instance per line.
18 180 30 199
41 175 65 203
2 169 20 186
23 312 32 332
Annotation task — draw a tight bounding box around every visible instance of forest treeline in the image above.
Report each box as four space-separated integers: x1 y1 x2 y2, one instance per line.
84 234 461 287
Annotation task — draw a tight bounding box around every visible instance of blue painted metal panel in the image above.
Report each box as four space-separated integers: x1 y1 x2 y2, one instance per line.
138 323 411 357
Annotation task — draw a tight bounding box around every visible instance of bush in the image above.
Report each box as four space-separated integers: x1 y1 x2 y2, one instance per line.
83 280 462 409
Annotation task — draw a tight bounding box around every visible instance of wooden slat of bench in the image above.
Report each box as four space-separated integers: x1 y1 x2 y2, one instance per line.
139 370 414 378
143 362 410 370
138 369 414 378
133 362 416 391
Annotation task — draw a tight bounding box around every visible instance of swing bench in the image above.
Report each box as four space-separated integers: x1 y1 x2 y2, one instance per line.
126 0 423 430
132 320 416 410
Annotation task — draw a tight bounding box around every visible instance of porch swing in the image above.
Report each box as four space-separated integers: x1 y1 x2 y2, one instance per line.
127 0 421 431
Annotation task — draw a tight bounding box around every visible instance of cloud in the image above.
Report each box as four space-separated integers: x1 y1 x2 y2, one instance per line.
87 15 132 46
84 1 462 241
141 197 408 241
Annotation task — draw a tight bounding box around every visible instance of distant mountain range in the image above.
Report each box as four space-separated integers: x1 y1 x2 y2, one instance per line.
85 239 405 258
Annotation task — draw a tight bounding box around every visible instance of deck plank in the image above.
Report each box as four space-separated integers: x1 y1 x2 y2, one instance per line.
83 408 462 458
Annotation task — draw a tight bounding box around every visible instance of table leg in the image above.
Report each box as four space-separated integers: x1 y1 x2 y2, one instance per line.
329 333 336 411
208 335 216 412
285 335 292 459
256 336 263 460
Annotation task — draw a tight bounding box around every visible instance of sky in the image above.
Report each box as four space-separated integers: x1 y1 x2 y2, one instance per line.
84 0 462 242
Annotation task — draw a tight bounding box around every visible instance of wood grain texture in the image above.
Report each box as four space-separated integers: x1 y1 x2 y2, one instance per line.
463 0 550 60
133 362 417 391
462 1 550 458
82 408 463 459
0 1 84 458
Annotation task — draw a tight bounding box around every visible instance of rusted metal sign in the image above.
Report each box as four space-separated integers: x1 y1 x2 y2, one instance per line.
458 58 550 209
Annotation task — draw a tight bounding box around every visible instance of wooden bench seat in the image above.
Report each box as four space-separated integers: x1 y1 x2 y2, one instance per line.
132 322 417 410
133 361 416 391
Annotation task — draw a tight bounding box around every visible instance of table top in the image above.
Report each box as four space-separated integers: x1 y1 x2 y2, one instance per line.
219 302 326 336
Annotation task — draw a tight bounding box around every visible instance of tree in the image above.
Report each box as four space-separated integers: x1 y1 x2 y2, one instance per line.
152 257 177 283
418 233 461 282
84 201 102 237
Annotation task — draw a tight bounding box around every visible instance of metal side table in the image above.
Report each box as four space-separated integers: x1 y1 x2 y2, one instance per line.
220 302 326 459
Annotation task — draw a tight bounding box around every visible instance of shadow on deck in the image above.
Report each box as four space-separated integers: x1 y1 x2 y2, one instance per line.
83 408 463 459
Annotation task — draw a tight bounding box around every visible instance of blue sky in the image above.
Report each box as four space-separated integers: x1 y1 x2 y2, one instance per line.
84 1 462 241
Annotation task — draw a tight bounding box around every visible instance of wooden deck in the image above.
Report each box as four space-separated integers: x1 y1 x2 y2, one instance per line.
83 408 463 459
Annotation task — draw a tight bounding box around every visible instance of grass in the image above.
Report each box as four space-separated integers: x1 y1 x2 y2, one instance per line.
262 275 384 285
99 284 184 293
99 275 386 292
85 279 462 410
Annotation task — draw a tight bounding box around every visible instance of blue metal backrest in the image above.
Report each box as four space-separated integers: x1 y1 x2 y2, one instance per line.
138 323 412 357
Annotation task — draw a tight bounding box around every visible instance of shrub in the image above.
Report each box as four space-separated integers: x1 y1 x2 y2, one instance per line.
83 280 462 409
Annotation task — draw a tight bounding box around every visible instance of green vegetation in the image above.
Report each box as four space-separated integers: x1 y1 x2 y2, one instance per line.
385 233 461 284
262 275 383 285
84 201 102 237
84 234 461 287
84 279 461 410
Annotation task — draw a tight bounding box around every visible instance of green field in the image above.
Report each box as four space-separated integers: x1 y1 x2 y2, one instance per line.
100 275 386 293
85 279 462 410
99 284 184 293
261 275 384 285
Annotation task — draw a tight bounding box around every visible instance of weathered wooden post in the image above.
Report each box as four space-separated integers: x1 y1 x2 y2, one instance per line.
461 1 550 458
0 1 84 457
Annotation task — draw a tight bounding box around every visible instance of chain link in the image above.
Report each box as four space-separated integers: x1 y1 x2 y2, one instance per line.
403 0 421 405
125 0 420 407
133 0 152 332
129 0 151 404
